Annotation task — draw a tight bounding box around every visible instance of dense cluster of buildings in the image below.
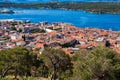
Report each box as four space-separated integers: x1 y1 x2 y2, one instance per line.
0 19 120 55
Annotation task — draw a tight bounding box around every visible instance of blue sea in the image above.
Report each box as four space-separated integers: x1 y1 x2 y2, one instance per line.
0 8 120 31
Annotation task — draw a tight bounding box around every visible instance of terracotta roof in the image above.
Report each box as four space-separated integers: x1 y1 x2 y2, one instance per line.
79 44 88 49
115 49 120 54
48 31 56 36
11 39 23 42
80 33 86 37
99 30 108 36
35 43 44 48
62 48 71 55
37 40 44 43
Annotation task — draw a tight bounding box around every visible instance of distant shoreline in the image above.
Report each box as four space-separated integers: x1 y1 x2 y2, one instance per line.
0 2 120 14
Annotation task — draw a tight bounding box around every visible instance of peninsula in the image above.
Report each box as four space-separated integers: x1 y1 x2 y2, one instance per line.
0 2 120 14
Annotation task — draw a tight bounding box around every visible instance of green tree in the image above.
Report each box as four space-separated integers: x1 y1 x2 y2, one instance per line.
72 46 120 80
10 27 17 31
113 54 120 79
18 28 22 33
0 47 34 79
39 48 73 80
30 54 49 78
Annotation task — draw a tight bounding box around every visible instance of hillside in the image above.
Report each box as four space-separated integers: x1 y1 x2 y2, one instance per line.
0 2 120 14
0 0 120 3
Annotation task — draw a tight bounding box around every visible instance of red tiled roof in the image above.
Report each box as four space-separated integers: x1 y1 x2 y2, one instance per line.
79 44 88 49
35 43 44 48
99 30 108 36
48 31 56 36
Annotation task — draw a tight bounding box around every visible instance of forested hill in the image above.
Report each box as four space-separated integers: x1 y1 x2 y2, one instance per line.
0 0 120 3
0 2 120 14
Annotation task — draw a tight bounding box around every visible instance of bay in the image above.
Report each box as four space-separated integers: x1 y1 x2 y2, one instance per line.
0 8 120 31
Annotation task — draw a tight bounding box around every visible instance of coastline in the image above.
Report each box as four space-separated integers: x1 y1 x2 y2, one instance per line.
0 2 120 14
0 8 120 31
0 19 119 32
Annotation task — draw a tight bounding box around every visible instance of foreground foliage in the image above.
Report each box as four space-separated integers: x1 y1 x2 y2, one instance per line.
72 46 120 80
0 46 120 80
40 48 73 80
0 47 72 80
0 47 34 78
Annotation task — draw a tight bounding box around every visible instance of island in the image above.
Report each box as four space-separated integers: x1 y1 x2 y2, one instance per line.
0 9 14 14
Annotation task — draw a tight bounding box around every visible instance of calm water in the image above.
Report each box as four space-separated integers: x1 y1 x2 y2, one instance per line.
0 8 120 31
